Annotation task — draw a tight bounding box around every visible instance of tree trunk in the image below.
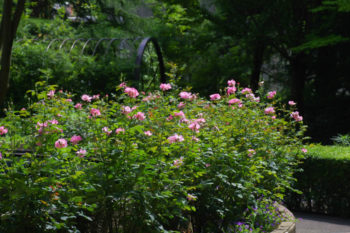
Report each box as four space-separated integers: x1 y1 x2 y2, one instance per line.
0 0 26 105
250 42 265 92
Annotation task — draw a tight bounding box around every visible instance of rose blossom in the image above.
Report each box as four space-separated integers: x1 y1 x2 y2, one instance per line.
228 98 242 105
264 107 275 115
102 127 112 135
90 108 101 117
227 86 237 95
121 106 132 114
189 122 201 132
227 79 236 87
119 82 127 88
55 139 68 149
174 111 185 118
210 93 221 101
160 83 172 91
81 94 92 102
124 87 139 98
288 101 296 106
168 134 184 143
144 131 152 136
301 148 307 153
248 149 256 157
267 91 277 99
47 90 55 98
92 94 100 100
177 102 185 109
74 103 82 109
179 92 192 100
241 88 252 94
0 126 8 135
116 128 125 134
187 194 197 201
173 157 184 168
133 112 146 121
291 111 303 121
48 119 58 125
192 136 200 142
70 135 82 145
76 149 87 158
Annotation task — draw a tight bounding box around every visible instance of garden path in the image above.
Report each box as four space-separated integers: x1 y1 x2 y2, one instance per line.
294 212 350 233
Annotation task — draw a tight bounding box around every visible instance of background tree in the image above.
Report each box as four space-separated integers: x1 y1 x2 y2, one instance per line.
0 0 26 105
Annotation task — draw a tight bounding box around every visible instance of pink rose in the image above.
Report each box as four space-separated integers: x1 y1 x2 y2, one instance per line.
192 136 200 142
121 106 132 114
116 128 125 134
74 103 82 109
227 86 237 95
160 83 172 91
210 93 221 101
168 134 184 143
81 94 92 102
70 135 82 145
76 149 87 157
189 122 200 132
267 91 277 99
92 94 100 100
90 108 101 117
102 127 112 135
124 87 139 98
228 98 242 105
133 112 146 121
264 107 275 115
187 194 197 201
144 131 152 136
227 79 236 87
291 111 303 121
48 119 58 125
288 101 296 106
241 88 252 94
179 92 192 100
119 82 127 88
0 126 8 135
248 149 256 157
301 148 307 153
174 111 185 118
55 139 68 149
47 90 55 98
166 115 174 121
173 157 184 168
177 102 185 109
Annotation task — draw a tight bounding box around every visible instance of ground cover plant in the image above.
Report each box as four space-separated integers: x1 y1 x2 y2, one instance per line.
0 80 306 232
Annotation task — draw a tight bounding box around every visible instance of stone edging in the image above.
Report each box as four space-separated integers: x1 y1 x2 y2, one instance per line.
271 204 296 233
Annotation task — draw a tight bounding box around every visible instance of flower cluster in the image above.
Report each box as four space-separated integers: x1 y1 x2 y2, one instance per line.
0 81 306 233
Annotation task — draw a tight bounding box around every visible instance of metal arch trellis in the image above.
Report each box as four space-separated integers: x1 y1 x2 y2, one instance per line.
16 37 166 88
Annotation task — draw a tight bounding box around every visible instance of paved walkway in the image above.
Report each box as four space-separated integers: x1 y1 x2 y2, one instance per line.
294 212 350 233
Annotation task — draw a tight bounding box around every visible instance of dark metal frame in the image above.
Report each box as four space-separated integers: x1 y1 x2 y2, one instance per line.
16 37 167 88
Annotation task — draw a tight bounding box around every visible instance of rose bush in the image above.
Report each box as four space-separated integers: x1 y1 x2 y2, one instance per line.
0 80 306 232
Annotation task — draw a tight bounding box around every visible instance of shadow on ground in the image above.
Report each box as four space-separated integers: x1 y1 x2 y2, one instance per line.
294 212 350 233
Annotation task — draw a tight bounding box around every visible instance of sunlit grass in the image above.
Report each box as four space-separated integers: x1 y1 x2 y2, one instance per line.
305 144 350 160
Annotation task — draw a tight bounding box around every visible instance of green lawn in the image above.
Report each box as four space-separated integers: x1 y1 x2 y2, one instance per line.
306 144 350 160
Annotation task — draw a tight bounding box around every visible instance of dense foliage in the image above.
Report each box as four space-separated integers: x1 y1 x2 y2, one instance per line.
0 81 305 232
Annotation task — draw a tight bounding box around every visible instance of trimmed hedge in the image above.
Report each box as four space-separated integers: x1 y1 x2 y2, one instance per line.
286 145 350 217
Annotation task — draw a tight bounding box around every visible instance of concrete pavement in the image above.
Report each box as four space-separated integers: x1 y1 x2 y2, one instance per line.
294 212 350 233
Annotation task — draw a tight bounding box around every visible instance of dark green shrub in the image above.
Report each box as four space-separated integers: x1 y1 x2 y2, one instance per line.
286 145 350 217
